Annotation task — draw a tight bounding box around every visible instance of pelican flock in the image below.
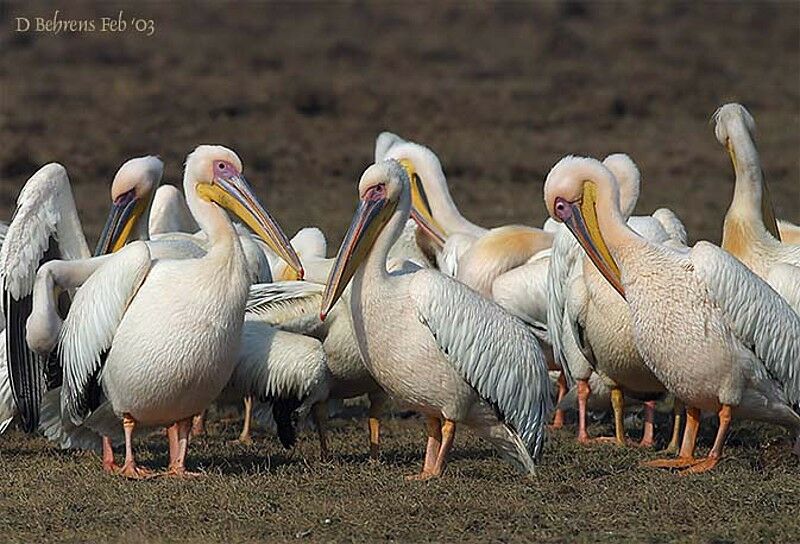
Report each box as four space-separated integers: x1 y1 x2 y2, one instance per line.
0 102 797 481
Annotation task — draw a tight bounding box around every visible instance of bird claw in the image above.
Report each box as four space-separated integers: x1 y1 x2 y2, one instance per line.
405 471 437 481
118 462 156 480
678 457 719 475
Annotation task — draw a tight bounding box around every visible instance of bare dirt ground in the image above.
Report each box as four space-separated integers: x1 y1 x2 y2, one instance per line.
1 1 799 542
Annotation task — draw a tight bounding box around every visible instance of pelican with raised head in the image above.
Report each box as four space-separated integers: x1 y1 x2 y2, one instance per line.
714 103 800 312
545 156 800 473
321 160 551 479
56 145 301 477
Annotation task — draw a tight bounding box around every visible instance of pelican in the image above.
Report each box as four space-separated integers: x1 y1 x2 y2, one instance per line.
547 154 687 448
1 157 163 432
714 103 800 312
54 145 301 477
375 133 553 298
321 160 551 478
544 155 800 473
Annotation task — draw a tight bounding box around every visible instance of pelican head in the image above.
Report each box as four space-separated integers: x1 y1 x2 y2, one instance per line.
320 160 408 320
602 153 640 219
186 145 303 277
713 103 756 148
544 156 625 298
95 156 163 256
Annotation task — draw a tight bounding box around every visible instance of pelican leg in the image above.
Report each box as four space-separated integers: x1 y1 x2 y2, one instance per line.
548 371 567 430
167 423 179 467
679 404 732 475
428 419 456 477
191 411 206 437
587 386 625 445
238 396 254 444
642 406 701 468
101 435 118 473
118 413 153 479
162 417 201 477
576 379 592 443
406 416 442 481
663 399 684 454
311 401 330 461
367 390 386 460
637 401 656 448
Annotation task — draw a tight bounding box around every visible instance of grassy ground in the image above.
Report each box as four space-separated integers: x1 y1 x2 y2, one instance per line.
1 1 799 542
2 410 798 543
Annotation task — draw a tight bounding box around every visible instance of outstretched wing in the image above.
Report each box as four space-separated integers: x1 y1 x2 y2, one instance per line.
412 270 552 460
691 242 800 405
60 242 151 425
1 164 90 431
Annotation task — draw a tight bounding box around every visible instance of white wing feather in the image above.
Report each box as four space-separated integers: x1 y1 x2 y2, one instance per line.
411 270 552 459
59 242 152 424
691 242 800 405
546 224 583 380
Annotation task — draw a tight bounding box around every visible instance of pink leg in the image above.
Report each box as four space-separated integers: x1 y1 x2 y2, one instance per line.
406 416 443 480
548 371 567 430
166 423 180 469
576 379 592 443
102 435 118 473
638 401 656 448
163 417 202 477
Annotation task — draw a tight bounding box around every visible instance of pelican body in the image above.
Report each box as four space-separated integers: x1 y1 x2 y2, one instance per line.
57 145 301 477
321 160 551 479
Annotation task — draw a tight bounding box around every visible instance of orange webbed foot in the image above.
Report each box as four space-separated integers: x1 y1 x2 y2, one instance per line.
678 457 720 475
640 456 700 469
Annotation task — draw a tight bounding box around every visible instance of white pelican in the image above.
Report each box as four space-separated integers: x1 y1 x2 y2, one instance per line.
376 133 553 298
544 155 800 473
320 160 551 478
1 157 163 432
55 145 301 478
714 103 800 312
547 154 687 448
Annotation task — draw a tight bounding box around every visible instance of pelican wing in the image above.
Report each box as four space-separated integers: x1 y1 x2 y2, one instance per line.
691 242 800 405
245 280 328 337
0 336 15 434
766 263 800 315
60 242 151 425
546 225 584 381
1 164 90 431
232 320 329 405
412 270 552 460
491 251 550 341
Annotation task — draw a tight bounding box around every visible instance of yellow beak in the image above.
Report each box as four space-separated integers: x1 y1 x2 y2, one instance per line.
398 159 446 236
197 173 303 278
95 193 148 256
320 192 396 320
561 182 625 298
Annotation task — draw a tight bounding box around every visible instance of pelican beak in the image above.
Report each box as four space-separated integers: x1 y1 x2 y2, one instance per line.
320 186 396 320
557 182 625 298
197 173 303 278
94 190 147 256
410 206 446 249
398 159 446 236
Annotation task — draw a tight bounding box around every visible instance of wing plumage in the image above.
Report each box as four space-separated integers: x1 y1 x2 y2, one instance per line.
412 270 552 460
59 242 151 425
691 242 800 405
148 184 198 236
1 163 91 431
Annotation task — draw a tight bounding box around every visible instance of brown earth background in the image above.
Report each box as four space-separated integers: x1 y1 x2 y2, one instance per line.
1 2 799 543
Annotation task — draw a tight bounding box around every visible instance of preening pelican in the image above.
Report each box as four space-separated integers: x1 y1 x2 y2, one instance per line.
1 157 162 431
544 156 800 473
376 133 553 298
547 154 686 448
55 145 301 478
714 103 800 312
321 160 551 478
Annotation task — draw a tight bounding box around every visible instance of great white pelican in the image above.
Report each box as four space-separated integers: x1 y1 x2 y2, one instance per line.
320 160 551 479
544 155 800 474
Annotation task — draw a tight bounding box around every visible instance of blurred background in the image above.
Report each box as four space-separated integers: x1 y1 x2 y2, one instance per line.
1 1 798 247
